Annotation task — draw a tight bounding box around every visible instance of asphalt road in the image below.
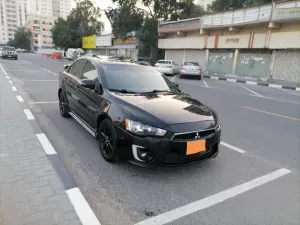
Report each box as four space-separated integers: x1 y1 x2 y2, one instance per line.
2 54 300 225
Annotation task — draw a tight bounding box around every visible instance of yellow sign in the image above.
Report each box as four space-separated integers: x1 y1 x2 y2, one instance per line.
82 35 96 49
114 37 137 45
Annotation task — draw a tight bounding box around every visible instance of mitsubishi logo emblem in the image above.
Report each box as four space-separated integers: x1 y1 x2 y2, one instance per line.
195 132 201 139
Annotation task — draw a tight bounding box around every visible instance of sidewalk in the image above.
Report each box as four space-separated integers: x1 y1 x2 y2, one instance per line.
0 66 82 224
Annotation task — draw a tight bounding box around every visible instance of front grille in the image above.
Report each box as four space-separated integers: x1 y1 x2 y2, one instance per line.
171 129 215 141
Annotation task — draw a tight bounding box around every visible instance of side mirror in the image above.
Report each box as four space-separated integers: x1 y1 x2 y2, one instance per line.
64 64 70 70
81 79 95 90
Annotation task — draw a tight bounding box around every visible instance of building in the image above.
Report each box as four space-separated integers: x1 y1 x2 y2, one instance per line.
82 32 139 61
158 0 300 83
0 0 27 44
26 0 73 49
26 14 55 49
27 0 72 19
196 0 215 10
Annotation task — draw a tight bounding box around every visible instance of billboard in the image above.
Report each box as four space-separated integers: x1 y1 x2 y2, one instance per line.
82 35 96 49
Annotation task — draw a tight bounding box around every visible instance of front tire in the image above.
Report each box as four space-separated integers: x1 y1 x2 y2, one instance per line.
98 119 119 162
59 90 70 118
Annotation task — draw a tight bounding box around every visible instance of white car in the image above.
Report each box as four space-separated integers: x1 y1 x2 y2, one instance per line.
180 62 202 80
154 60 178 75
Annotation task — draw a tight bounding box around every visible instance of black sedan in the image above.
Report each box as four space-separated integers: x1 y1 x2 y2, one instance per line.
58 56 221 166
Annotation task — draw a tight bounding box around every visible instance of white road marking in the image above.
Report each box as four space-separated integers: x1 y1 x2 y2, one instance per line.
8 80 13 84
296 87 300 92
202 79 209 87
280 88 300 97
12 86 17 91
66 188 101 225
236 83 263 97
210 76 219 80
171 76 176 81
16 95 24 102
29 101 59 104
269 84 282 89
36 133 57 155
220 141 246 154
134 168 291 225
5 75 9 79
23 109 35 120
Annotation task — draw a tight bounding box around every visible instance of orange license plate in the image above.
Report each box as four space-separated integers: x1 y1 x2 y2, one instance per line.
186 140 206 155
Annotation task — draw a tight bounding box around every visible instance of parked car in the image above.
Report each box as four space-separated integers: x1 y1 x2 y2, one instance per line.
58 56 221 166
66 48 85 60
138 57 153 66
154 60 179 75
0 46 18 60
180 62 202 80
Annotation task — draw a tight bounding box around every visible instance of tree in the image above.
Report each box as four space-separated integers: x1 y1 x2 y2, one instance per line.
208 0 273 12
106 0 202 61
7 27 32 50
51 0 104 49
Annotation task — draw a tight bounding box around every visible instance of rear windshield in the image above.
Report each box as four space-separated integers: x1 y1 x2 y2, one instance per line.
157 60 171 64
102 64 177 93
2 47 15 51
184 62 199 66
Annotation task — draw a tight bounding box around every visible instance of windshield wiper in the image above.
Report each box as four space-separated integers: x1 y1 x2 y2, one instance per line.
140 90 175 94
109 89 138 94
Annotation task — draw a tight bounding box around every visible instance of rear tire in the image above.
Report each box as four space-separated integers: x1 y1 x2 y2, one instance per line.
98 119 119 162
198 76 201 80
59 90 70 118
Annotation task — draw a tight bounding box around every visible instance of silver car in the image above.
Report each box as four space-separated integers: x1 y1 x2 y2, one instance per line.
180 62 202 80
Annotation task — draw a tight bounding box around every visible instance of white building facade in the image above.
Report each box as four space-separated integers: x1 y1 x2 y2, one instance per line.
26 0 73 49
0 0 27 44
27 0 72 19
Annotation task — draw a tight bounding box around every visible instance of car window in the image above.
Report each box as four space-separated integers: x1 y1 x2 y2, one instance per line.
69 59 86 78
184 62 199 66
157 60 171 64
82 61 98 80
102 64 178 93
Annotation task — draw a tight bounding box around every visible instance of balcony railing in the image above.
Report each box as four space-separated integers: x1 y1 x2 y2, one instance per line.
158 0 300 32
272 0 300 21
159 18 201 29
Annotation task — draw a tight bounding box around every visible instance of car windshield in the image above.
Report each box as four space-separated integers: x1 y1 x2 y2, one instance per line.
102 64 178 94
3 47 15 51
184 62 199 66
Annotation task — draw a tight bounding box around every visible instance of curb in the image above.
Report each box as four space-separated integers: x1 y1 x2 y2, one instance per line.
203 75 300 92
0 62 101 225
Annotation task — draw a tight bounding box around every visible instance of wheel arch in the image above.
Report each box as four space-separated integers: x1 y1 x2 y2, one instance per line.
96 113 112 139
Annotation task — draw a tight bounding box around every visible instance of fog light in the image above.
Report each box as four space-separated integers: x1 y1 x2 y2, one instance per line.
132 145 154 162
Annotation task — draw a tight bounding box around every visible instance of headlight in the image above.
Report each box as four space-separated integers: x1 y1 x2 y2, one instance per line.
125 119 167 137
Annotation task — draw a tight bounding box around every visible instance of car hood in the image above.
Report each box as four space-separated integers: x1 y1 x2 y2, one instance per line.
111 93 216 127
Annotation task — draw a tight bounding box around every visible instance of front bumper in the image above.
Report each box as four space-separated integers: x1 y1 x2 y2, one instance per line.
2 54 17 58
116 126 221 166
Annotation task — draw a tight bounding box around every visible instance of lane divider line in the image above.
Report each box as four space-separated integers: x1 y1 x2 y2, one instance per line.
203 79 209 88
221 141 246 154
6 75 9 79
8 80 13 84
36 133 57 155
134 168 291 225
243 106 300 122
16 95 24 102
66 188 101 225
12 86 17 91
24 109 35 120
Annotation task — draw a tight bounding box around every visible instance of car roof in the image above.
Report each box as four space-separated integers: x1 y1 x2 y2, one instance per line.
79 55 139 66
